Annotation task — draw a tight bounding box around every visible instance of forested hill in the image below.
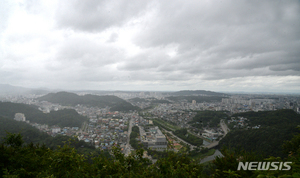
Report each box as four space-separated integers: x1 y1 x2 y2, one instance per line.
231 109 300 128
37 91 140 111
0 116 94 152
165 90 228 103
189 111 229 128
219 109 300 158
0 102 87 127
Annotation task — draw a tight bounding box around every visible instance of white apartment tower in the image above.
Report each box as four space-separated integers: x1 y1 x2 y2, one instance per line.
14 113 26 122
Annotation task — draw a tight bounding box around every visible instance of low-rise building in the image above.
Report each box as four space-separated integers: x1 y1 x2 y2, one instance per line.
141 126 167 151
14 113 26 121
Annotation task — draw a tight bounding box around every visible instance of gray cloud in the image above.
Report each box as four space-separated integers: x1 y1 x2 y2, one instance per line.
53 37 124 69
0 0 299 92
55 0 151 32
125 0 300 81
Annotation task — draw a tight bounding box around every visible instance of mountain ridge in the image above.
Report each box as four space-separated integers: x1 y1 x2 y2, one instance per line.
37 91 140 111
168 90 227 96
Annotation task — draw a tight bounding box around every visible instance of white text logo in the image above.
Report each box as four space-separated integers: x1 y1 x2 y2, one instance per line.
237 162 292 171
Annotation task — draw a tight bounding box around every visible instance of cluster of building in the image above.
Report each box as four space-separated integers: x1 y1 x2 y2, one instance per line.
111 92 163 100
228 116 261 129
227 116 248 128
147 104 197 127
3 92 300 155
14 113 28 122
13 113 81 137
221 95 300 113
77 116 130 150
201 128 224 140
139 126 168 151
2 95 135 151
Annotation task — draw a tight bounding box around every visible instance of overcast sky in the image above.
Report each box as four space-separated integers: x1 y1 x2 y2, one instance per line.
0 0 299 93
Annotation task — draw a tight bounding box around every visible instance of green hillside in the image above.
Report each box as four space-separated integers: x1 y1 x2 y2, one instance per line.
0 116 94 152
189 111 229 128
0 102 87 127
1 130 300 177
219 109 300 158
0 116 49 144
37 91 140 111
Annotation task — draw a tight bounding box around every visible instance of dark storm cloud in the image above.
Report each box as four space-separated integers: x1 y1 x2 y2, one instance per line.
55 0 151 32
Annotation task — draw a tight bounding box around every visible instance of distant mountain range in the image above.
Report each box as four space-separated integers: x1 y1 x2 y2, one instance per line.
167 90 227 96
0 84 228 98
0 84 49 96
37 91 140 112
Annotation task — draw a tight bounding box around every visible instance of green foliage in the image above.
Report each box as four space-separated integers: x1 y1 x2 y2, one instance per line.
46 109 88 127
189 111 228 128
0 102 43 122
283 128 300 155
0 102 87 127
132 126 139 133
211 148 264 178
0 133 206 177
130 132 138 139
147 149 170 159
155 119 180 130
130 126 142 150
129 97 147 102
43 135 95 152
1 131 300 177
153 151 204 177
0 116 50 144
153 120 172 131
189 148 215 160
232 109 300 128
37 91 140 112
212 129 300 178
219 126 300 158
0 116 95 155
3 132 24 148
219 110 300 158
173 129 203 146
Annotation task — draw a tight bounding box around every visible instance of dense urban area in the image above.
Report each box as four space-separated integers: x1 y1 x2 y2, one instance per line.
1 87 300 177
1 90 299 160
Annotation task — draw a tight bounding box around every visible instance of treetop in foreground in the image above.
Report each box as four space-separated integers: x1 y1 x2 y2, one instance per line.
1 131 300 177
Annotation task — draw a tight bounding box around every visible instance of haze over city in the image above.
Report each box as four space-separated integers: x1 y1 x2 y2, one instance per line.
1 0 300 93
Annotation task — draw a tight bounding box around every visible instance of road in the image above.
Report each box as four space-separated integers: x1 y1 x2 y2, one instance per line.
163 129 197 150
124 118 133 156
187 131 212 143
200 149 224 164
125 119 230 154
202 119 230 149
220 119 230 135
203 141 219 149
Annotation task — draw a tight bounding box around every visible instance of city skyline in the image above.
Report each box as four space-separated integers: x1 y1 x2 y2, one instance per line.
1 0 300 93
